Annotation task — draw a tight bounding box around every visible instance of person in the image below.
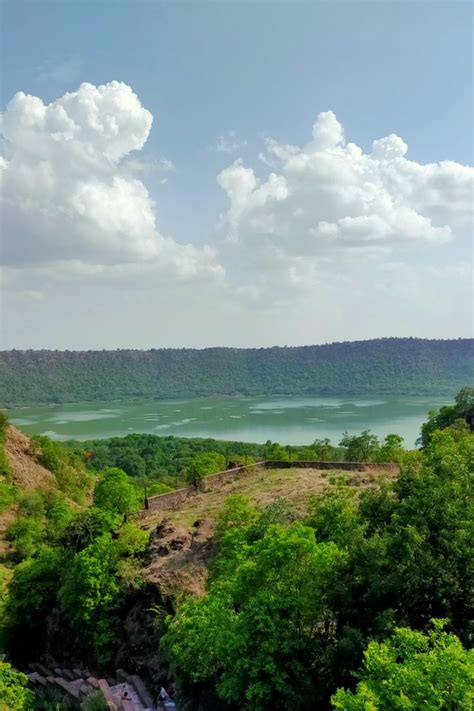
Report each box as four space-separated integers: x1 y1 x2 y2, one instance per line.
159 686 169 700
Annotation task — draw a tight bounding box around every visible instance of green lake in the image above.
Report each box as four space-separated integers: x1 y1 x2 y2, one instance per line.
6 395 450 446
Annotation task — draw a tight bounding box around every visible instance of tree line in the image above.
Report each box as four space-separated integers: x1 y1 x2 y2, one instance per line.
1 338 472 405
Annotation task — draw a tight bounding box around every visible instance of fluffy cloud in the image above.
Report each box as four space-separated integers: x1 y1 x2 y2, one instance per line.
1 87 472 348
217 111 473 261
1 81 222 285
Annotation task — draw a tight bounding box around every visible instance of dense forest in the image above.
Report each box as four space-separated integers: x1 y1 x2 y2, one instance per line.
1 338 472 405
69 430 405 491
0 391 473 709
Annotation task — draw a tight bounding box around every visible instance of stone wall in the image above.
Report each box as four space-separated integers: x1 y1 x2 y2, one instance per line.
144 462 265 513
264 460 399 472
141 460 398 515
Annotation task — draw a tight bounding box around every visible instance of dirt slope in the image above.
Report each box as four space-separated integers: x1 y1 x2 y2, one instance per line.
5 425 57 490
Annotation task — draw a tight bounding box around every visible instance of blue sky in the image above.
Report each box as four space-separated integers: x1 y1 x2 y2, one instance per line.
1 1 473 348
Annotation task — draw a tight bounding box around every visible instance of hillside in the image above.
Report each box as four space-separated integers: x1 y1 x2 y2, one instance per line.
4 427 57 491
0 426 92 560
1 338 473 405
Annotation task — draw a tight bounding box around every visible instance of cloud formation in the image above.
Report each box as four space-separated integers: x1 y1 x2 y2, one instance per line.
218 111 473 262
1 84 472 348
1 81 222 286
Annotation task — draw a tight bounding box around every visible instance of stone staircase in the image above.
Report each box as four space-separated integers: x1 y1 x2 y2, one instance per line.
27 663 161 710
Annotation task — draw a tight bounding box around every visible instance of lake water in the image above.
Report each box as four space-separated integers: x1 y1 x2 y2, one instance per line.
6 395 450 447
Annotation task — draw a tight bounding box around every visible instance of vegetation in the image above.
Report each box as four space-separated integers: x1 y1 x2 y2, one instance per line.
30 435 92 503
331 622 474 710
1 338 472 405
69 428 409 493
0 412 11 477
0 391 472 709
162 412 473 709
0 661 34 711
185 451 227 489
419 385 474 445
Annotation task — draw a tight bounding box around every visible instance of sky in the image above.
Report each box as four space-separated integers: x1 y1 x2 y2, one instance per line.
1 0 473 349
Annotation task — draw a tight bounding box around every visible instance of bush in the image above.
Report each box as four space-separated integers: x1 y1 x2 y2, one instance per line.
185 451 227 489
0 661 34 711
80 691 108 711
0 482 15 513
331 622 474 710
93 467 140 518
7 517 45 559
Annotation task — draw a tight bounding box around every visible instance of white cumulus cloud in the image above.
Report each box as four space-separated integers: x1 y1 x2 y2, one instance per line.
0 81 222 286
217 110 473 262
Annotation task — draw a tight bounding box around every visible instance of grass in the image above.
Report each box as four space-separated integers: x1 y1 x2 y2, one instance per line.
142 466 395 530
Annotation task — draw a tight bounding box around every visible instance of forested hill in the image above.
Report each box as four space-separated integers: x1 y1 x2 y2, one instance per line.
0 338 472 405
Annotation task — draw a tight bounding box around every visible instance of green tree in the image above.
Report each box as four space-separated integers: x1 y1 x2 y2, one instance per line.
185 451 226 489
93 467 140 519
419 387 474 446
59 534 123 661
264 441 290 461
339 431 380 462
164 522 346 710
312 437 336 461
0 661 34 711
4 547 65 661
454 386 474 424
331 623 474 710
7 516 45 559
60 507 114 552
376 433 405 463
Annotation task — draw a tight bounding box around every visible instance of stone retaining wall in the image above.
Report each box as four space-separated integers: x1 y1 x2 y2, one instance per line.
264 460 399 472
143 462 265 513
141 460 398 514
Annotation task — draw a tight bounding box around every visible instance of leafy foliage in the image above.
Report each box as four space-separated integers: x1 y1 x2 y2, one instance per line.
30 435 92 503
419 385 474 445
163 412 474 709
1 339 472 405
4 548 66 660
93 466 141 519
0 412 11 476
185 451 226 488
163 522 346 710
0 661 34 711
331 622 474 710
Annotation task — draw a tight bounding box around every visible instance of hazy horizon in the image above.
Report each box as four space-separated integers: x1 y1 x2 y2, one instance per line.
0 335 472 354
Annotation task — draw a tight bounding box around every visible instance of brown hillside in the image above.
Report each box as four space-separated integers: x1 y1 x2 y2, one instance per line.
5 425 56 490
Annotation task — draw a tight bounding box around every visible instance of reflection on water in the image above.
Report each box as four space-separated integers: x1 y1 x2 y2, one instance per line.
6 394 451 447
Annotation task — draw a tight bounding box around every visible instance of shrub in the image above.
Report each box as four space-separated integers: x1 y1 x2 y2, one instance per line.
0 661 34 711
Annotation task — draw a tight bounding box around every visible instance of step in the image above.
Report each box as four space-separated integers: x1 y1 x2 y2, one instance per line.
54 676 81 699
110 682 144 711
86 676 101 689
27 672 47 688
61 667 78 681
36 663 55 677
98 679 119 711
70 678 91 697
115 671 153 709
129 675 154 709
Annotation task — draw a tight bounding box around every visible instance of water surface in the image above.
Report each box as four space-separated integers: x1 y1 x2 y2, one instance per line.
6 395 450 446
